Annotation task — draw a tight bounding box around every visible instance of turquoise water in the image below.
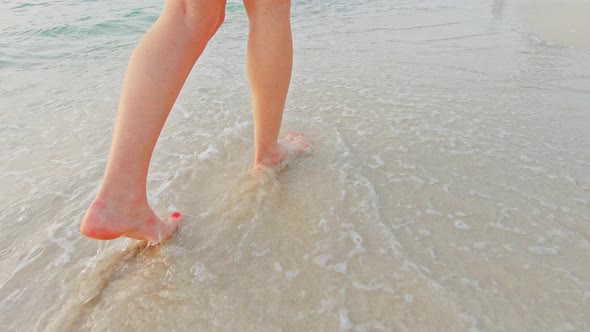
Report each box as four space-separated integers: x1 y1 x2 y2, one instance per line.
1 0 590 331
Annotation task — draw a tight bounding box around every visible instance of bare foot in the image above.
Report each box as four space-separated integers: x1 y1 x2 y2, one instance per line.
253 132 310 170
80 199 181 243
278 132 311 166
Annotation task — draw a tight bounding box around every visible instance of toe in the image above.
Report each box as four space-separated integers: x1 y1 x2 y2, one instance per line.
154 212 182 243
167 212 182 230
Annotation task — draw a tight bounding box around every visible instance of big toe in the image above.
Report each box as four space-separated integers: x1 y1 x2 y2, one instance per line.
286 131 299 138
284 132 310 149
164 212 182 236
148 212 183 244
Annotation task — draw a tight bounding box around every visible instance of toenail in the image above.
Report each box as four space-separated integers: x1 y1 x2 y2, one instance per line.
171 212 181 218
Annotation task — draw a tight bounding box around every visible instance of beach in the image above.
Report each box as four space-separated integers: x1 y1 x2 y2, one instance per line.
1 0 589 330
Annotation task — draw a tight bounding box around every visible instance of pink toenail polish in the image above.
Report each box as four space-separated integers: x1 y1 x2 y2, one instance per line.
172 212 181 218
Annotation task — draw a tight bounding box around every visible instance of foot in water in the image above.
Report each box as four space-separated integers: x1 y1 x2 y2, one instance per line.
253 132 310 171
80 199 181 243
80 133 307 242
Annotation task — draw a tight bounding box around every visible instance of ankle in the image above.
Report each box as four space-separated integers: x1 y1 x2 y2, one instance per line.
95 186 148 208
254 143 281 167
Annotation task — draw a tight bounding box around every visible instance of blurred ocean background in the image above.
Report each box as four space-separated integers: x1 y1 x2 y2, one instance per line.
1 0 589 330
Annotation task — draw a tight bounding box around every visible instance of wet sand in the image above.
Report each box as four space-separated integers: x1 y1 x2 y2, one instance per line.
507 0 590 48
1 0 589 331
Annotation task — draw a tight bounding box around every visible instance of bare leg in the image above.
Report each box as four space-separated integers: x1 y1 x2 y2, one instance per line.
244 0 309 169
80 0 226 242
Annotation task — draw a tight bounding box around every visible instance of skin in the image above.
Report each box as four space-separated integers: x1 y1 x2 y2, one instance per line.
245 0 293 166
80 0 308 243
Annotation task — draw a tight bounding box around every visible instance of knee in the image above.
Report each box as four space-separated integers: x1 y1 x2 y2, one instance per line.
244 0 290 17
166 0 225 39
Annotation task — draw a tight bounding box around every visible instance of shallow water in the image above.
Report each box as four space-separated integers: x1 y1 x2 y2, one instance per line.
1 0 589 331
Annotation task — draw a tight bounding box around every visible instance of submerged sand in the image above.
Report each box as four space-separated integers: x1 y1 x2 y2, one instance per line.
0 0 589 330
